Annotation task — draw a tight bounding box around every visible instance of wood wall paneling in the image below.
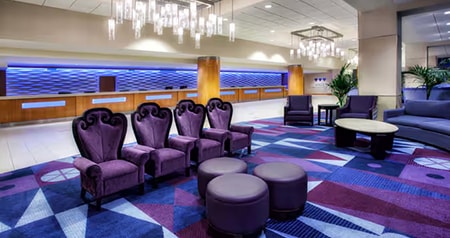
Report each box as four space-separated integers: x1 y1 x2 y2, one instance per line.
75 94 134 115
239 88 261 102
0 70 6 96
134 91 178 108
15 97 76 122
288 65 304 95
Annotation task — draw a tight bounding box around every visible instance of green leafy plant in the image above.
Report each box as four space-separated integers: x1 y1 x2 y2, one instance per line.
402 65 450 100
327 63 358 107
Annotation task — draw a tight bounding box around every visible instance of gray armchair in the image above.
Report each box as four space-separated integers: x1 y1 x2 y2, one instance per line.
284 95 314 125
72 108 149 210
206 98 254 155
337 95 378 119
131 102 195 188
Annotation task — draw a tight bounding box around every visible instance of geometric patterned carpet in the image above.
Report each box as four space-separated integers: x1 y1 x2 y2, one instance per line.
1 117 449 238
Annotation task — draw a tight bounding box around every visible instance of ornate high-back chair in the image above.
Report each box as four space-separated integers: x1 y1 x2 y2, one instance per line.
72 108 149 210
173 99 228 165
337 95 378 119
284 95 314 125
131 102 194 187
206 98 254 155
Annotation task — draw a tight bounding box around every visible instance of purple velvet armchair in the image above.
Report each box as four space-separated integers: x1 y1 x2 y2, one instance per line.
337 95 378 120
206 98 254 155
72 108 149 210
284 95 314 125
131 102 195 187
173 99 228 166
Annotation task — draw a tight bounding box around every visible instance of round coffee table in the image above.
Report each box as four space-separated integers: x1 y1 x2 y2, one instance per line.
334 118 399 159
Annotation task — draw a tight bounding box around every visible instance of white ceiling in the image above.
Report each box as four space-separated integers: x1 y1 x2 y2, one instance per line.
10 0 359 50
7 0 450 57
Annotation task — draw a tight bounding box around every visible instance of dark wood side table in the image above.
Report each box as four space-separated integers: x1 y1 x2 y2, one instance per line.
318 104 339 126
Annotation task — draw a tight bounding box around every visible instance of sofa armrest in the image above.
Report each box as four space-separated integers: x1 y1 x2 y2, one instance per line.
73 157 101 178
230 124 254 136
383 108 405 121
168 136 195 154
121 146 150 166
203 128 229 143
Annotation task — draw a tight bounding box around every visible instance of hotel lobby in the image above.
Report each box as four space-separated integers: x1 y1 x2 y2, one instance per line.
0 0 449 237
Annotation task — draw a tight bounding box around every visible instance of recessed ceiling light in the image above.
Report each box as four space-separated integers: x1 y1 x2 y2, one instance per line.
447 22 450 25
445 11 450 15
269 39 274 42
265 4 272 9
270 30 275 33
309 22 315 25
223 18 228 22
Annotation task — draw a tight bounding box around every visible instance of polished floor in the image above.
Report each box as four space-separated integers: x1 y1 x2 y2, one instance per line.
0 96 338 174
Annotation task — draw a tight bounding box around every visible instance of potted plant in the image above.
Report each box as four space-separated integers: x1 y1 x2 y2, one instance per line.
327 63 358 107
402 65 450 100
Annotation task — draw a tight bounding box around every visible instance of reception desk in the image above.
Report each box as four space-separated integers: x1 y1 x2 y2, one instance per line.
0 86 286 124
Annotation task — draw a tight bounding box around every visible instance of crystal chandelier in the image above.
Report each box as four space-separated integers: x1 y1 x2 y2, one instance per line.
108 0 235 49
290 26 345 61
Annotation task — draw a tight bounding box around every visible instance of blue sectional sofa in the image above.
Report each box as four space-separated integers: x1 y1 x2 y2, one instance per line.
384 100 450 151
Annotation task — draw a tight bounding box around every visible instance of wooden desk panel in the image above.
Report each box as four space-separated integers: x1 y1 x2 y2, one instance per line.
177 90 199 104
260 87 285 100
75 94 134 116
0 100 16 123
220 89 238 103
239 88 261 102
134 91 179 108
14 97 77 122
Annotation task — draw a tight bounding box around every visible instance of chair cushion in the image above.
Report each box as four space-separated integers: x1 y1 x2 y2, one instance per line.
419 120 450 136
99 160 138 180
152 148 185 161
384 115 444 127
287 110 311 116
339 112 369 119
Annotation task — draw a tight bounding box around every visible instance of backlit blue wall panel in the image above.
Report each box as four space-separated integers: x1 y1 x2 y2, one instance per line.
6 67 282 96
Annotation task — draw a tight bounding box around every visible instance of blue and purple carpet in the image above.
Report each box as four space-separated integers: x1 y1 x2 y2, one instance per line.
1 117 449 238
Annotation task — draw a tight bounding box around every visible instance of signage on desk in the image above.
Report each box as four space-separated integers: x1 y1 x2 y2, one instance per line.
313 77 327 88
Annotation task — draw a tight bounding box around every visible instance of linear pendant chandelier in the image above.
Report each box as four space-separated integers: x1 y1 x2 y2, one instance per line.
108 0 235 49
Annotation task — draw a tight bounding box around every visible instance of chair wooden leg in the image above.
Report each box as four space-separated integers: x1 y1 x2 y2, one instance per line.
139 183 145 195
80 188 86 199
151 178 158 189
247 146 252 154
96 199 102 211
185 167 191 177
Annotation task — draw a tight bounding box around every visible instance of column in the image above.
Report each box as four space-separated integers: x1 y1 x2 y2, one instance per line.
358 7 401 120
99 76 116 92
197 56 220 105
287 65 304 95
0 68 6 96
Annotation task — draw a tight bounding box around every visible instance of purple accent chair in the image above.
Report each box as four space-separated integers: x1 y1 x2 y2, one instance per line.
173 99 228 166
284 95 314 125
72 108 149 210
131 103 195 187
337 95 378 119
206 98 254 155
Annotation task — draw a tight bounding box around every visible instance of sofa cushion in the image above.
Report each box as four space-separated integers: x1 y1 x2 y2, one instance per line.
339 112 370 119
404 100 450 119
287 110 311 116
418 120 450 136
385 115 445 127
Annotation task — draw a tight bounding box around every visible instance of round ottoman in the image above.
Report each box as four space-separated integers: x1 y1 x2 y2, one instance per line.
206 173 269 237
197 157 247 198
253 162 308 220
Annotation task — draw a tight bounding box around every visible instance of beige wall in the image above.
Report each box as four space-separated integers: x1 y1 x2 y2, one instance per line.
303 71 333 95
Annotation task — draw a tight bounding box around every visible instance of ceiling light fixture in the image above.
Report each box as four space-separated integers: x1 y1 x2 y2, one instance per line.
290 25 345 61
445 11 450 15
264 4 272 9
108 0 233 49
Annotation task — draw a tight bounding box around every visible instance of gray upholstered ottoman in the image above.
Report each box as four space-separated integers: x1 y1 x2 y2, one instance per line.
253 162 308 220
206 173 269 237
197 157 247 198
